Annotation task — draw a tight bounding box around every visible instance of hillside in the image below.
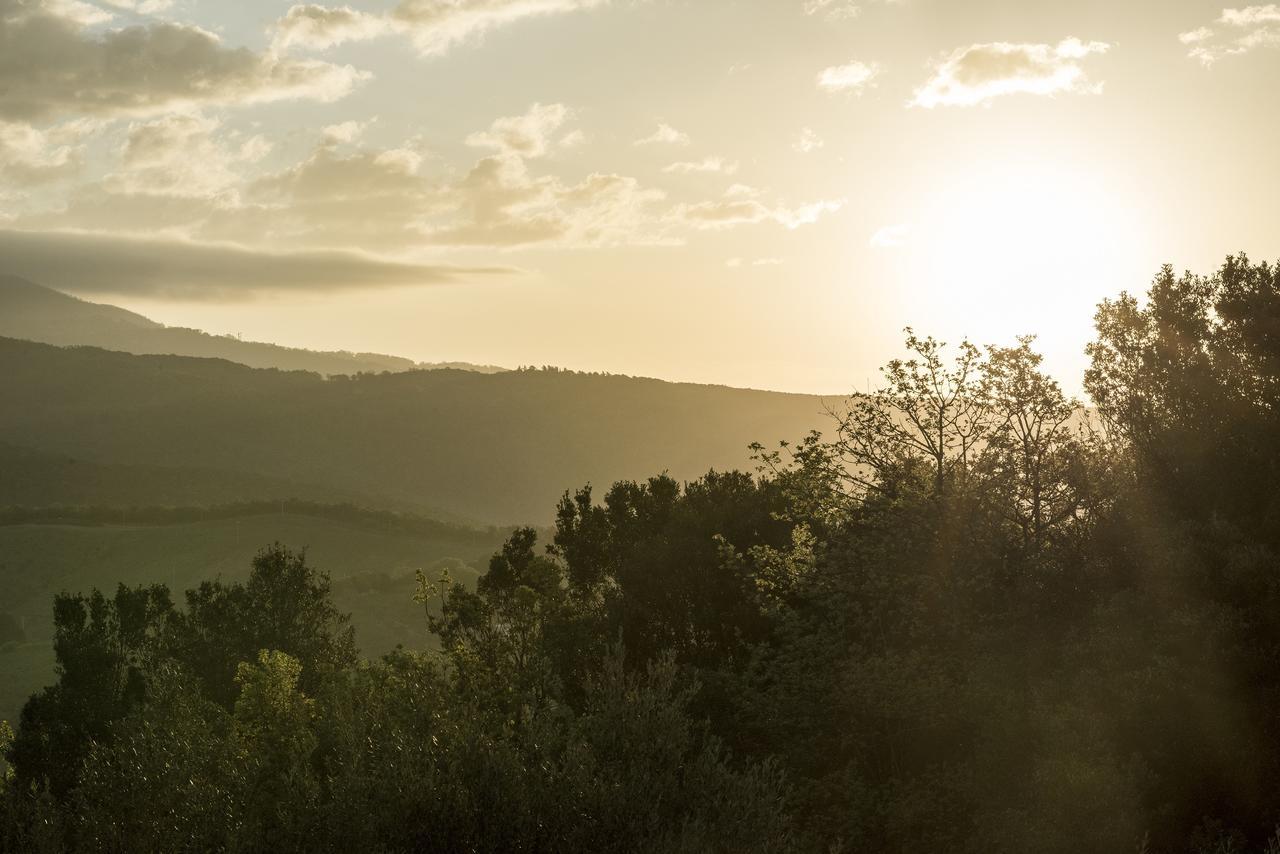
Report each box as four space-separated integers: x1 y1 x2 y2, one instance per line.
0 442 459 515
0 337 833 524
0 275 504 376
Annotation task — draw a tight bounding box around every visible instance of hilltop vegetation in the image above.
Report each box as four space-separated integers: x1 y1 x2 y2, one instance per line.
0 337 829 523
0 443 415 513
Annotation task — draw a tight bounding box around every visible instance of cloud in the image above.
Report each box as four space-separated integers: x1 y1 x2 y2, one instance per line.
104 113 273 200
272 4 392 52
793 127 824 154
269 0 613 57
910 38 1110 108
230 140 436 249
466 102 572 158
392 0 609 56
672 192 844 231
869 223 909 248
726 256 783 268
7 96 824 256
0 228 515 299
100 0 174 12
662 157 739 175
0 118 100 186
42 0 113 25
634 123 691 146
803 0 860 19
424 154 669 248
1182 6 1280 65
10 114 274 239
1220 5 1280 25
13 127 432 248
817 60 881 93
0 0 369 121
12 101 675 252
322 118 374 144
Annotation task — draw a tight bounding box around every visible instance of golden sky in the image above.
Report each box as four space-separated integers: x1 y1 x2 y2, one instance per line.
1 0 1278 393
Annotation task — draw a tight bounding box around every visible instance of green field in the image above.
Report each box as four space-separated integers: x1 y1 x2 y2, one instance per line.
0 511 508 729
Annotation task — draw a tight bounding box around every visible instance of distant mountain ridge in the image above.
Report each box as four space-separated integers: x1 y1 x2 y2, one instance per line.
0 275 506 376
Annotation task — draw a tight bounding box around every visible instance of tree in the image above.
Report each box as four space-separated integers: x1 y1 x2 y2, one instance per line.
71 668 233 853
228 650 320 849
8 584 173 799
832 328 991 497
979 336 1088 552
550 472 791 670
168 544 357 706
423 527 566 709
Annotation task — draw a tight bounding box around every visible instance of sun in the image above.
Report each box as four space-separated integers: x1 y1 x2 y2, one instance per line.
880 154 1149 387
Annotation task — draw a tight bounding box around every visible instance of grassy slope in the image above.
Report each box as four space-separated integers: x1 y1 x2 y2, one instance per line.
0 511 508 730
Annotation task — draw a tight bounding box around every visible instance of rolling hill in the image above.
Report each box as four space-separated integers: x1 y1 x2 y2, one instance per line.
0 441 451 515
0 337 833 524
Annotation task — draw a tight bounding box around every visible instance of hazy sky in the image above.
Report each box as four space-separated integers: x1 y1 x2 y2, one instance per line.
2 0 1278 393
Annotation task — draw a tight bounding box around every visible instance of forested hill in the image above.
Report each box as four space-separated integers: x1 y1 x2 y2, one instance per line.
0 442 440 515
0 337 830 524
0 275 504 376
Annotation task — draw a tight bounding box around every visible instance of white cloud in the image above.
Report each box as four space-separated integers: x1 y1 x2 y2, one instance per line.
42 0 113 25
269 0 616 56
634 123 690 146
817 60 881 93
240 136 274 162
0 118 98 186
466 102 572 158
869 223 910 248
559 129 587 148
775 200 845 229
803 0 860 20
662 157 739 175
100 0 174 12
422 154 671 249
273 4 392 52
673 191 844 231
1220 5 1280 25
393 0 610 56
793 127 824 154
727 256 783 268
0 0 370 120
910 38 1110 108
1182 6 1280 65
9 104 678 254
105 113 269 199
322 118 374 144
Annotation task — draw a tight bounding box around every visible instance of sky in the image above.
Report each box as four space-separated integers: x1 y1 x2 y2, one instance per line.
1 0 1278 394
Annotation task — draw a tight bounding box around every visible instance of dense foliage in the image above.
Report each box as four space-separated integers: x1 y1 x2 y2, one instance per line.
6 257 1280 851
0 332 827 524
